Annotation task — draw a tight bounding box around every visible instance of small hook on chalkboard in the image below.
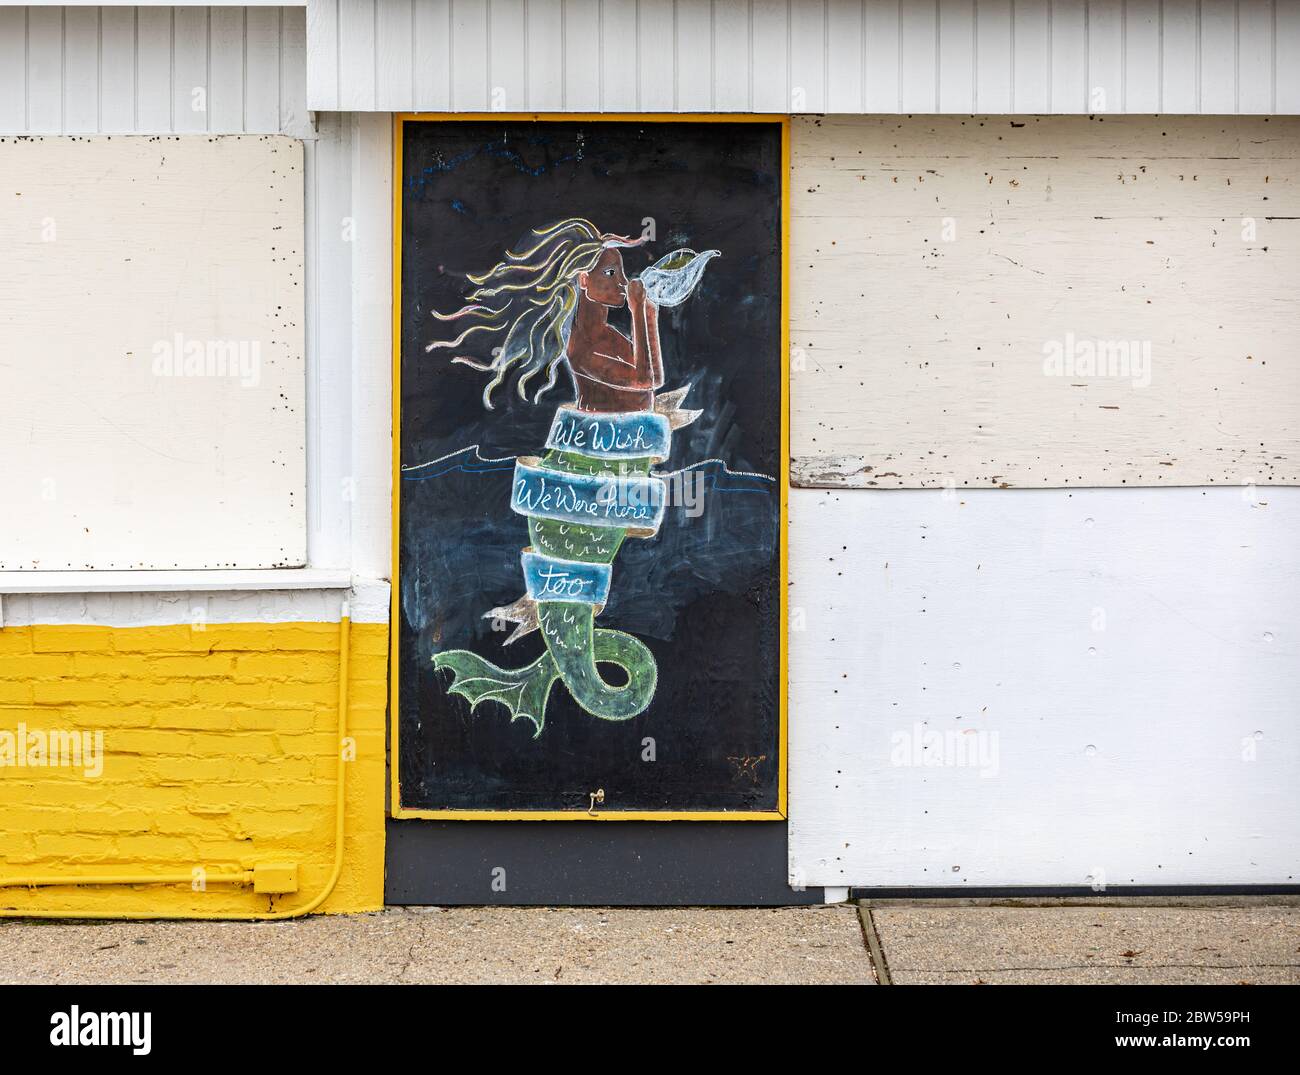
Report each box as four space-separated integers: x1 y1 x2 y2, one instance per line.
587 788 605 815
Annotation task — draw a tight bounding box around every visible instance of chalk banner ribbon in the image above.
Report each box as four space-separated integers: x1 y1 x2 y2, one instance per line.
521 550 612 605
544 407 672 461
510 457 666 534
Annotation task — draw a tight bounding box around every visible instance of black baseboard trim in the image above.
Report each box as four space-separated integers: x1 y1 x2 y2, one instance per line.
852 884 1300 900
386 819 822 906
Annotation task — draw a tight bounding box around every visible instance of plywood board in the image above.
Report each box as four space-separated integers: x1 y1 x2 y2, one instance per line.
790 115 1300 489
788 486 1300 887
0 134 306 569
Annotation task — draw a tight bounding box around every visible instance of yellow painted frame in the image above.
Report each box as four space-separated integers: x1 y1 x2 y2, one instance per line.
390 113 790 820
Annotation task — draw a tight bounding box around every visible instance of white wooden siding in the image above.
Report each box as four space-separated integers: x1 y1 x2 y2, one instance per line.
305 0 1300 114
791 114 1300 489
788 486 1300 888
0 6 310 135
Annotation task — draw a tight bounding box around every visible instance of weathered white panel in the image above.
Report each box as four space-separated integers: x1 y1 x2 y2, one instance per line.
789 487 1300 888
306 0 1300 114
376 0 416 110
791 114 1300 489
0 136 306 570
0 6 310 135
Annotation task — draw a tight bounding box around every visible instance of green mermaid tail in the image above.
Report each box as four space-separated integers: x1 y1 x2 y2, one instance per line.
434 439 671 737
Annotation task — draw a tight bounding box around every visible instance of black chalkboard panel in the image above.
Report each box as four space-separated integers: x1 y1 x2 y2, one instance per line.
395 118 785 817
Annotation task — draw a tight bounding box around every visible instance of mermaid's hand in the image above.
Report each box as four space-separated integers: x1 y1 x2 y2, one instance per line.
626 277 647 309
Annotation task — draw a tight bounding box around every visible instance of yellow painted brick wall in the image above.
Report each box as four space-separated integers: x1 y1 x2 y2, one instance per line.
0 619 386 917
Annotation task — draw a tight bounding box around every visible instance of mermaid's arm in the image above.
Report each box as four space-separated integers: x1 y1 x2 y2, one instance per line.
644 301 664 389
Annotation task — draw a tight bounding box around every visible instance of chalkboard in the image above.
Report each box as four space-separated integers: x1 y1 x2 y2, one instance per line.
394 117 786 817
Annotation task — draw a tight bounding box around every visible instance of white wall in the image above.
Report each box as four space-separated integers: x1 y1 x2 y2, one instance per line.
0 134 306 571
789 486 1300 888
0 9 392 620
305 0 1300 114
790 114 1300 489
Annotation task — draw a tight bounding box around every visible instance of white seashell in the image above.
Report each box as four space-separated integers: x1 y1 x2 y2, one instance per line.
637 248 720 307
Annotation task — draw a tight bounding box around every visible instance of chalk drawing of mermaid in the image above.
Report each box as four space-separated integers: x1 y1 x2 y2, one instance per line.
427 218 719 737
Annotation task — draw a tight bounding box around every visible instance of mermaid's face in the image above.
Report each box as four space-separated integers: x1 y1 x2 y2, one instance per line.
579 248 628 307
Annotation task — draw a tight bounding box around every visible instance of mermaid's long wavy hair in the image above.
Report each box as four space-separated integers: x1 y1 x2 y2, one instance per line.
428 218 647 409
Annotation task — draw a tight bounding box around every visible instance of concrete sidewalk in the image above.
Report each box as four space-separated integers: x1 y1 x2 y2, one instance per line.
0 901 1296 985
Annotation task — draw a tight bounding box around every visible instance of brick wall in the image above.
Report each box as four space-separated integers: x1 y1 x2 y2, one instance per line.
0 619 386 916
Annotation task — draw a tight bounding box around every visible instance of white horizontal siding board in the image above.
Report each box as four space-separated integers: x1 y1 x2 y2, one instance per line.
1279 0 1300 113
376 0 416 110
135 6 173 130
675 0 713 111
825 0 864 113
788 487 1300 888
637 0 676 110
1161 0 1199 113
339 0 378 110
0 8 27 131
790 114 1300 489
307 0 342 109
562 0 601 109
750 0 789 111
936 0 974 113
62 7 100 133
281 7 309 134
789 0 826 113
712 0 751 111
862 0 900 112
1010 0 1050 112
899 0 937 112
1122 0 1160 113
26 6 64 132
172 6 210 133
1087 0 1122 113
526 0 565 110
1199 0 1237 113
1048 0 1086 113
209 7 247 132
1237 0 1274 115
974 0 1012 113
599 0 638 109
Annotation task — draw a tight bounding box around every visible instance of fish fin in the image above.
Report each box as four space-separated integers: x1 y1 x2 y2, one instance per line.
433 649 556 737
483 595 539 645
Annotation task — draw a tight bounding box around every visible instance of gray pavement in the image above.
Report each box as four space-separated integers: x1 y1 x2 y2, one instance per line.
0 901 1296 985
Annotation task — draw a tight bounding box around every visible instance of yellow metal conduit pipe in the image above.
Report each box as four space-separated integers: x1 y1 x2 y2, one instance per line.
0 604 352 920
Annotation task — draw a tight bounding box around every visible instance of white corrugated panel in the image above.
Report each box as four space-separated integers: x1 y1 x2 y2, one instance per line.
306 0 1300 114
0 6 310 136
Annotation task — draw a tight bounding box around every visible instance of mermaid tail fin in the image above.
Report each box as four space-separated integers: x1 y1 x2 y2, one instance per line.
433 648 559 738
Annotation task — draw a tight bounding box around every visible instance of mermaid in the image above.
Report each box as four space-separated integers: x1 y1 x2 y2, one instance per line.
428 218 719 737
